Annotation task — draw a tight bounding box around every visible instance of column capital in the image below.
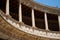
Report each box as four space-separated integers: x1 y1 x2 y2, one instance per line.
19 0 22 3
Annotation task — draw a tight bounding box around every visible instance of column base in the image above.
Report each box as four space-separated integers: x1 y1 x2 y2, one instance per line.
32 26 37 29
19 22 25 26
46 29 50 31
5 14 12 18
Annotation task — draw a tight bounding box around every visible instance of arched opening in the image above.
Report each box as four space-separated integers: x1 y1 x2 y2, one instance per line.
47 13 59 31
10 0 19 21
34 10 45 29
0 0 6 13
22 4 32 26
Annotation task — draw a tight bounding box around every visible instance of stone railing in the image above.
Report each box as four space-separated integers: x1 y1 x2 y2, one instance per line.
0 10 60 39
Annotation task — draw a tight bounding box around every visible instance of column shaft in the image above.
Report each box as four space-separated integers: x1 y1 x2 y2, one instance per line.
58 15 60 31
6 0 9 15
45 12 49 30
19 3 22 22
32 9 35 27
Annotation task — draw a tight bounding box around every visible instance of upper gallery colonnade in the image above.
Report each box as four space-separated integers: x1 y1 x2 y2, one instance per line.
5 0 60 31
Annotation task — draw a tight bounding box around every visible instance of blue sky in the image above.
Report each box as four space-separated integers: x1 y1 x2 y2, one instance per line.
34 0 60 8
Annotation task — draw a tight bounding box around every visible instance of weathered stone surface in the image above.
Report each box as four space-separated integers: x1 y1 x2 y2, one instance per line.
0 13 59 40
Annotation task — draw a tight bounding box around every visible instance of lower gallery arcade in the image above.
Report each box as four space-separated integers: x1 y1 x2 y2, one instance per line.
0 0 59 31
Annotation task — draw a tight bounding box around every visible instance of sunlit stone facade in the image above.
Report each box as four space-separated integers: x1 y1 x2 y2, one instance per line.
0 0 60 40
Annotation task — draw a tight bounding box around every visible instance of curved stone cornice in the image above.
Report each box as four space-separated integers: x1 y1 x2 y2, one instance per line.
21 0 60 14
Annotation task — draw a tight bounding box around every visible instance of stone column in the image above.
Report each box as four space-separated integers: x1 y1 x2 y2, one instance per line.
58 15 60 31
44 12 49 30
19 1 22 22
32 9 35 27
6 0 9 15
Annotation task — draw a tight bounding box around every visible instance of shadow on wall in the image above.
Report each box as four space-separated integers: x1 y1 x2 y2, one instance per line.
0 38 8 40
